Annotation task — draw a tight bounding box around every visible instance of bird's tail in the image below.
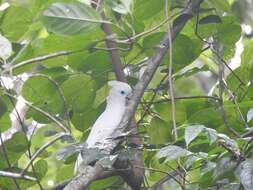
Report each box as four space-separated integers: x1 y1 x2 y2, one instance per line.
56 143 85 160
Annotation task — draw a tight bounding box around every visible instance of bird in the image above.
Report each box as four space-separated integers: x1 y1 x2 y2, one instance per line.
74 80 132 172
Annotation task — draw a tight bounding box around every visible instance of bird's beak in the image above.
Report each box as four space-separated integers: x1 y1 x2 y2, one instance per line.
126 93 132 101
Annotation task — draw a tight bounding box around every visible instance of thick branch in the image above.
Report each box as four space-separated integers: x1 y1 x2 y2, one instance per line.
63 164 114 190
99 3 144 190
100 12 126 82
148 170 179 190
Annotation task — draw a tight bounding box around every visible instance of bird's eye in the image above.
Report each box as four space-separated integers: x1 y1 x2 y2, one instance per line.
120 90 125 95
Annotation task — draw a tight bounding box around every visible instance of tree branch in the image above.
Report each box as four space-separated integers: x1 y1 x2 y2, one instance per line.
100 12 126 82
99 2 144 190
63 164 114 190
0 170 37 181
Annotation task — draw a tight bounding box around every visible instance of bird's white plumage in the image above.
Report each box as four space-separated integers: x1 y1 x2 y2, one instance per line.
75 80 132 172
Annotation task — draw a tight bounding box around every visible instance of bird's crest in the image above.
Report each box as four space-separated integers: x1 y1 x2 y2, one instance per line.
108 80 132 92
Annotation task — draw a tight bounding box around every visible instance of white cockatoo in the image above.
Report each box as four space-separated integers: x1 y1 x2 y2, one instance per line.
74 80 132 172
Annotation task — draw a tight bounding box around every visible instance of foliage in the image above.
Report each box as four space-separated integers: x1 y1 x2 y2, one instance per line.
0 0 253 189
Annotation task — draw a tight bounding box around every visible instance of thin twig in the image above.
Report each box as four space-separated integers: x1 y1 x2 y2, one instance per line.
0 129 21 190
5 50 82 72
116 11 181 44
148 171 179 190
0 170 37 181
133 165 183 189
3 92 70 133
213 41 240 137
21 133 69 175
146 95 220 104
3 86 44 189
166 0 177 141
138 74 168 124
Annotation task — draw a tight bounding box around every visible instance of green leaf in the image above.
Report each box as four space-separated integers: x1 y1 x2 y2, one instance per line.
173 14 192 28
61 74 96 113
110 0 133 15
241 40 253 65
217 16 241 47
209 0 230 12
0 112 11 132
0 132 28 168
134 0 164 20
142 32 166 55
172 34 202 72
1 6 32 41
42 2 101 35
5 132 28 152
237 159 253 190
199 15 222 25
22 75 65 123
34 159 48 179
39 67 69 84
56 164 74 182
147 117 172 144
71 104 104 131
0 97 7 118
205 128 218 144
89 176 122 190
185 125 205 146
188 107 223 130
156 145 192 161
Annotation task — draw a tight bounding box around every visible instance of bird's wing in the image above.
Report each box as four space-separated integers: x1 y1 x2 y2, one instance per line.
86 106 124 148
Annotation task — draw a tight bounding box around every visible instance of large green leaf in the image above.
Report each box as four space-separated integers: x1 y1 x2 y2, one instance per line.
134 0 164 20
217 16 241 46
142 32 166 56
241 40 253 65
0 132 28 168
147 117 172 144
185 125 219 146
42 2 102 35
156 145 192 161
34 159 48 179
172 34 202 72
0 94 11 131
61 74 96 113
185 125 205 146
71 103 104 132
209 0 230 12
1 6 32 41
77 51 112 86
22 75 65 123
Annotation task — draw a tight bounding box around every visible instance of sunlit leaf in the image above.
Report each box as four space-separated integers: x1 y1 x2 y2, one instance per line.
185 125 205 146
42 2 102 35
156 145 192 161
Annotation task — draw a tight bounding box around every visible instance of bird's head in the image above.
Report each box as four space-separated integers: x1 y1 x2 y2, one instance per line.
107 80 132 104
